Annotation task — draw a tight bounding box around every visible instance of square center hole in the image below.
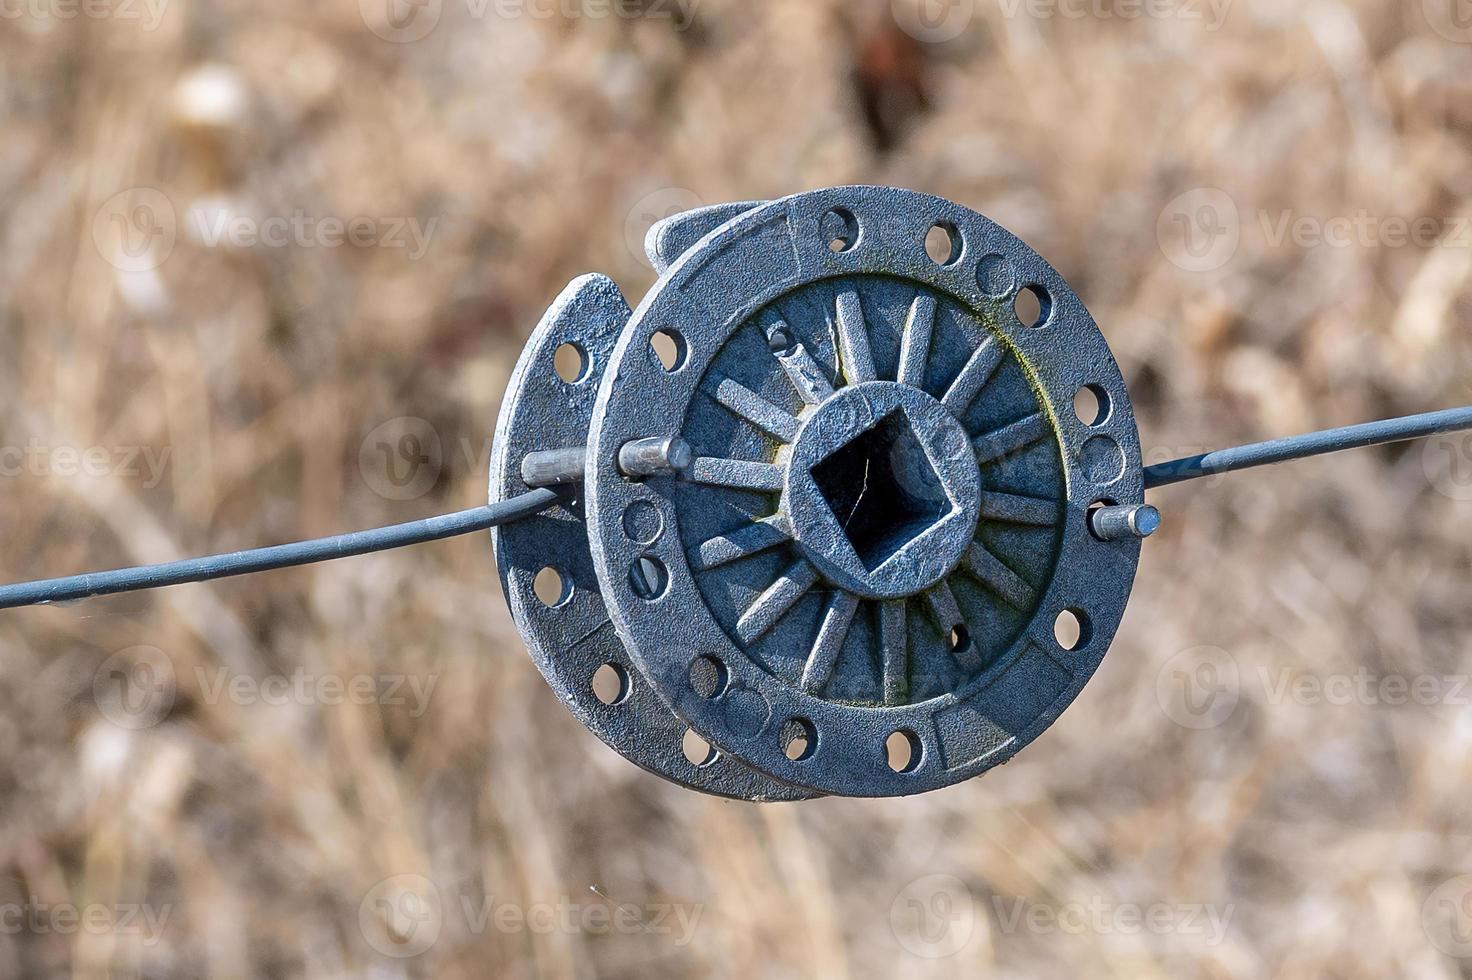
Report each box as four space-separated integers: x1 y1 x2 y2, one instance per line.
810 410 949 571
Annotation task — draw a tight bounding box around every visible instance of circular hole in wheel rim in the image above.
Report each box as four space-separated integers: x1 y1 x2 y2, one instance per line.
682 728 718 767
1054 609 1091 651
533 566 570 607
925 221 962 266
554 342 590 383
688 656 728 699
780 717 817 761
885 730 922 773
629 555 670 600
1014 284 1051 328
591 663 630 706
823 207 860 252
1074 384 1110 426
650 330 687 372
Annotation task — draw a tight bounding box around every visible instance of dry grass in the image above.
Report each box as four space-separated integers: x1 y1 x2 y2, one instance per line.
2 0 1472 976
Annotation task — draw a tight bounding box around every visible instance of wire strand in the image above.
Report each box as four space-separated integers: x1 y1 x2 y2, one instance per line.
1143 405 1472 489
0 488 562 610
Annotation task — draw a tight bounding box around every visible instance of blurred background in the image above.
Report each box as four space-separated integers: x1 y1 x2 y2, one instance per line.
3 0 1472 975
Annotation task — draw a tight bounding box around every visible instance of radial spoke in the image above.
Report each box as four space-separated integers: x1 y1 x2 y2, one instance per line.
688 515 793 572
896 293 936 389
978 491 1058 526
775 341 836 406
973 412 1050 463
880 598 908 705
705 371 802 442
691 457 784 493
960 542 1035 609
835 288 876 385
736 559 820 645
924 581 983 674
941 337 1004 416
800 591 860 694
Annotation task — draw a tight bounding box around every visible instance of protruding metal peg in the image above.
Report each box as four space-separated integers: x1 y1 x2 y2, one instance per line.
618 437 692 479
521 448 585 487
1089 503 1161 541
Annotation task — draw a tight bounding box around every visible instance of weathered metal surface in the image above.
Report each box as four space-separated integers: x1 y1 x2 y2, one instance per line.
489 274 815 801
581 186 1144 797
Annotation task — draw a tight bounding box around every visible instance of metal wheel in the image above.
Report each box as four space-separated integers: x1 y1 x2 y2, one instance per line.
585 186 1144 797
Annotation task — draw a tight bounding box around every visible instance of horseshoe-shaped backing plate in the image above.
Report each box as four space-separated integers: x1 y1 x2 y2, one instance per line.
490 274 816 801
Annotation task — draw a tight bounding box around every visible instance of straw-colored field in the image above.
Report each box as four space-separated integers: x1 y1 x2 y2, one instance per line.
2 0 1472 975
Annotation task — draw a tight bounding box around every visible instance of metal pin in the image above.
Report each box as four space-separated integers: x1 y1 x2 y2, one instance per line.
521 447 586 487
1089 504 1161 541
618 437 692 479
